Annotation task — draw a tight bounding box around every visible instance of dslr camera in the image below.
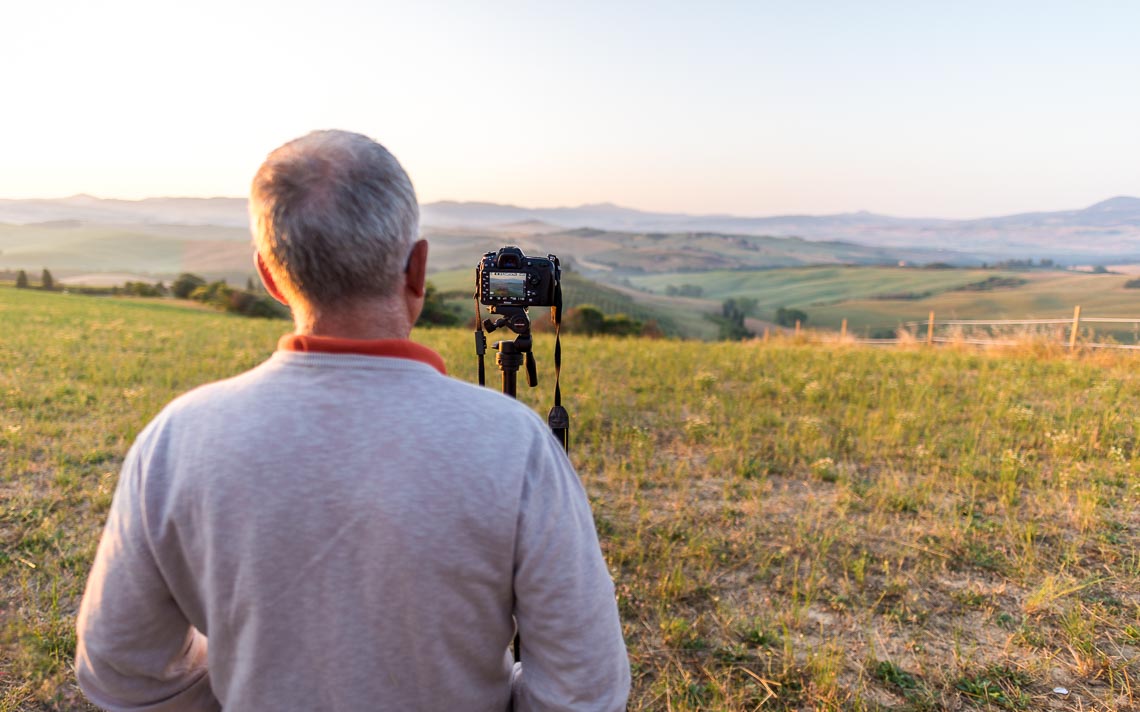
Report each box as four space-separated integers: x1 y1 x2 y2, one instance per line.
476 246 561 307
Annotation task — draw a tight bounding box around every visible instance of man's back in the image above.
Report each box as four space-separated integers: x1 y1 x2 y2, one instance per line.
77 346 629 711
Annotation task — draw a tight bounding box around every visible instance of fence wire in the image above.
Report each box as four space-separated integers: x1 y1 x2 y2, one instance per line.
855 310 1140 351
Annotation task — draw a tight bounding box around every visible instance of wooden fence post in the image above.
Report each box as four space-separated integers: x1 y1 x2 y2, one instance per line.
841 318 847 341
1069 305 1081 351
795 320 801 338
927 311 935 346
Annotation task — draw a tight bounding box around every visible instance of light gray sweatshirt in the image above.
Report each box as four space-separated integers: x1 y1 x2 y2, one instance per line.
76 347 629 711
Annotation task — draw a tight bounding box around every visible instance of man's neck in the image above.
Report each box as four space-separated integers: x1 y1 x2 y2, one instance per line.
292 299 413 340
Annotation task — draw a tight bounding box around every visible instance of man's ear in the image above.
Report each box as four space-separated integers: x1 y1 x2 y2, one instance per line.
254 252 289 306
404 239 429 298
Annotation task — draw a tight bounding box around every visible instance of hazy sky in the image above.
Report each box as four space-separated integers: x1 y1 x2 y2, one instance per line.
1 0 1137 218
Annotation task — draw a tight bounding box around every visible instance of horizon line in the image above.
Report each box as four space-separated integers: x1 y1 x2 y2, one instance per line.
2 192 1138 224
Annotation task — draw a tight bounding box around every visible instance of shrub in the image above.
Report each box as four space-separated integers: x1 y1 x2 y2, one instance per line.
775 306 807 328
416 282 461 327
172 273 207 299
563 304 644 337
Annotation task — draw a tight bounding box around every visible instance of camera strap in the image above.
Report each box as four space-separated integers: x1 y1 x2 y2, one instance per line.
474 300 487 387
547 284 569 453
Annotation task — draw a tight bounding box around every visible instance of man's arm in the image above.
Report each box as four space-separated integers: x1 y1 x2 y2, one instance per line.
75 441 220 712
512 432 631 712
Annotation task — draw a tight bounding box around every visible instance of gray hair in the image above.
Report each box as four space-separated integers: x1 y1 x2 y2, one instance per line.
250 130 419 307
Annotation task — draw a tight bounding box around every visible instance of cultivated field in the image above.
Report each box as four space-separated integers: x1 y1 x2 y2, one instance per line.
3 288 1140 710
628 267 1140 341
0 223 254 286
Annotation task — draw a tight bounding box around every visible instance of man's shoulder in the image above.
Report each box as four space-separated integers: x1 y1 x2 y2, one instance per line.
418 372 555 432
174 360 273 405
145 360 280 434
157 355 543 426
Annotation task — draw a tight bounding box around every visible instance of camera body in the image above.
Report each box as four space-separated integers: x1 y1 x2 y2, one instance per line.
476 246 560 307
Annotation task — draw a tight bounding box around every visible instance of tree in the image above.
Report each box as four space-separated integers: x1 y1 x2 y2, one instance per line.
665 284 703 297
639 320 665 339
41 268 54 291
190 281 232 308
416 282 460 327
599 313 642 336
15 270 28 288
122 281 164 297
715 299 751 340
565 305 606 335
775 307 807 328
172 273 207 299
240 295 288 319
734 297 758 316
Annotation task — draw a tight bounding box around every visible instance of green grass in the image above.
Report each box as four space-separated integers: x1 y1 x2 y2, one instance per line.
0 223 250 278
628 265 1012 305
0 223 261 289
806 270 1140 334
4 287 1140 709
625 266 1140 341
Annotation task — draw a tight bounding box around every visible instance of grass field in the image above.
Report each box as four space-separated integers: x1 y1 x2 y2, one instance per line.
626 267 1140 341
4 287 1140 710
627 266 1017 306
0 223 255 285
805 271 1140 336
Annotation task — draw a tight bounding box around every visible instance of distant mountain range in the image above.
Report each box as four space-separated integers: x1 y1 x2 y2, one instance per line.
420 197 1140 261
2 194 1140 262
0 195 251 227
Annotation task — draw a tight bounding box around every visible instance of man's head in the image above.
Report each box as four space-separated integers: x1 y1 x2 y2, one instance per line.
250 130 423 323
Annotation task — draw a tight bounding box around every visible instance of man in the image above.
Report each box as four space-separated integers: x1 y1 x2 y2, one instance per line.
76 130 630 711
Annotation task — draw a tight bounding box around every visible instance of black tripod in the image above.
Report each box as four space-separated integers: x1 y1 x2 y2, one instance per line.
474 305 569 452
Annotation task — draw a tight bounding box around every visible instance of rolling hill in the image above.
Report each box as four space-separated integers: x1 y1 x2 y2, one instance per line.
3 194 1139 263
4 195 1140 341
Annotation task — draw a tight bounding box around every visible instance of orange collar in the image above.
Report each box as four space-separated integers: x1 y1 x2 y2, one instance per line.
278 334 447 375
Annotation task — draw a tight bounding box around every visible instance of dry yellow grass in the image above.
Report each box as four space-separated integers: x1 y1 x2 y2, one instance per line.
4 287 1140 710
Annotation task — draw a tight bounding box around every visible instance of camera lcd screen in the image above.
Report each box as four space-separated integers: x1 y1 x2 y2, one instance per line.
489 272 528 299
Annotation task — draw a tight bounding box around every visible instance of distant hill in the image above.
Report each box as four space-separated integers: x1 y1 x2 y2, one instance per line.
0 219 957 285
0 195 249 227
2 194 1140 264
420 197 1140 261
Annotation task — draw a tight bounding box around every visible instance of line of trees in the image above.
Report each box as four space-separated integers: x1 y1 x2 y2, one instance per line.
172 274 462 326
116 281 167 297
561 305 659 337
13 269 55 290
171 273 287 319
6 268 801 342
664 284 704 297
